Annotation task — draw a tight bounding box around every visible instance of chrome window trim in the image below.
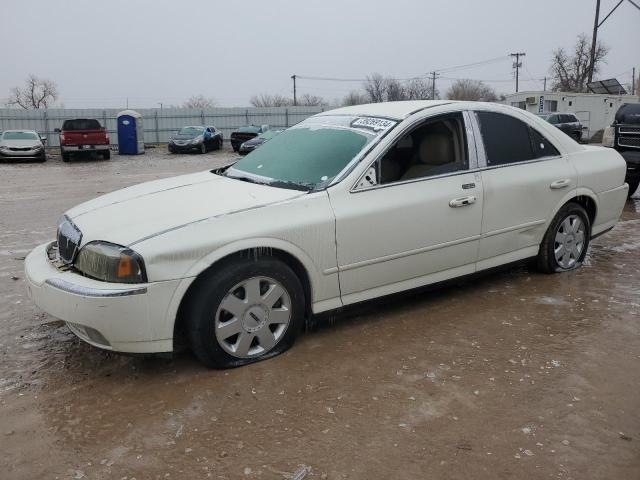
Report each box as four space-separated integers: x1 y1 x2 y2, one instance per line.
469 112 487 168
351 110 477 193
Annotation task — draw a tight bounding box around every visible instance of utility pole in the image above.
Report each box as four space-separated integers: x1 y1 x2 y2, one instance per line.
588 0 640 84
510 52 526 93
429 71 439 100
633 67 637 96
588 0 601 84
291 74 297 106
543 77 547 91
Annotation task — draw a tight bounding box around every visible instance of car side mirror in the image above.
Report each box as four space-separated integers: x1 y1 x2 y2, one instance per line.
54 128 61 133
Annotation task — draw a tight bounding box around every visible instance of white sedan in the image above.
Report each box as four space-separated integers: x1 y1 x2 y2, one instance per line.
25 101 628 368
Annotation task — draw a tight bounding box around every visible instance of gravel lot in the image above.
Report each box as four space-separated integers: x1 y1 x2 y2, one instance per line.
1 148 639 479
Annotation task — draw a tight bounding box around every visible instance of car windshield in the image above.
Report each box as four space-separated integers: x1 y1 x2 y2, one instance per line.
537 114 551 120
226 115 397 190
178 127 204 136
2 131 39 140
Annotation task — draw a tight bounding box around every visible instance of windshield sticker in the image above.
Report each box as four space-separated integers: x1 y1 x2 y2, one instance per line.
351 117 395 132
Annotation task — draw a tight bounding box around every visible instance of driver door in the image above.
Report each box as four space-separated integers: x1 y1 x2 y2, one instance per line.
328 112 483 305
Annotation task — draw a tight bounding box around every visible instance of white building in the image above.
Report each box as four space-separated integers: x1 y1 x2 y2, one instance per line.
503 91 639 141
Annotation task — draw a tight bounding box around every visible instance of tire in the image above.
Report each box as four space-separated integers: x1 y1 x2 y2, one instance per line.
62 152 71 162
102 150 111 160
537 202 590 274
37 153 46 163
217 137 223 150
628 178 639 199
186 256 305 368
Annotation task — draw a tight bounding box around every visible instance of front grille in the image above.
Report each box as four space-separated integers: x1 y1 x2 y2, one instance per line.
619 136 640 149
9 147 32 151
620 127 640 134
57 216 82 264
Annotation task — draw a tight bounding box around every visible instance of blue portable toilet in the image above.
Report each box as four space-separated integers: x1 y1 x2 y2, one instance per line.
117 110 145 155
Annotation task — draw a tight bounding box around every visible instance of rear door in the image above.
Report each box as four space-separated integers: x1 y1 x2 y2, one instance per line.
473 110 577 270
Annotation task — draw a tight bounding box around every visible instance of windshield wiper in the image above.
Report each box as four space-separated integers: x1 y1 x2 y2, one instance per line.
266 179 313 192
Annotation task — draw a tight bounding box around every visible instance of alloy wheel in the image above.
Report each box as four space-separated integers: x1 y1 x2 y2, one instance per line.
554 214 585 269
214 276 292 358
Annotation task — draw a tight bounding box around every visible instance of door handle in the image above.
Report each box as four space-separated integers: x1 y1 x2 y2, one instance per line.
449 195 476 208
550 179 571 189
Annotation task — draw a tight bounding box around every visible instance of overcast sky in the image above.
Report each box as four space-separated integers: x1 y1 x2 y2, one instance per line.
0 0 637 108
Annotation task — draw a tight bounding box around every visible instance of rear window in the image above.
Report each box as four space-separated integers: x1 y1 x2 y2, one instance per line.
62 119 102 130
476 111 535 166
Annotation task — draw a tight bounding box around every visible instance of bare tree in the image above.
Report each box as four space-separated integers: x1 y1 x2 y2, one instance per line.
249 93 292 107
5 75 58 109
183 95 216 109
384 78 406 101
363 73 387 103
446 79 498 102
298 93 328 107
405 77 437 100
342 90 368 106
550 33 609 93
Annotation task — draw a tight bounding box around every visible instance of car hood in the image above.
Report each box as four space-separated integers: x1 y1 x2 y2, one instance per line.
171 133 200 141
66 170 305 246
242 137 265 147
1 139 41 148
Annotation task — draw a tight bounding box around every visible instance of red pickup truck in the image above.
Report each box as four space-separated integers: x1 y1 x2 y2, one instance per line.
57 119 110 161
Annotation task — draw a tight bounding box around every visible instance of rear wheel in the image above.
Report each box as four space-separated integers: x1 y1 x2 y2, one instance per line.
186 256 305 368
102 150 111 160
537 202 590 273
628 178 639 199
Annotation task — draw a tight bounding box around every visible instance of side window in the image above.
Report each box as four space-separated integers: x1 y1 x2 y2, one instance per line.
530 129 560 158
476 111 535 166
547 115 559 124
377 113 468 184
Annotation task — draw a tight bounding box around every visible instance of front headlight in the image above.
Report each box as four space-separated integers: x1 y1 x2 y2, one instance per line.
191 135 204 145
0 145 10 151
602 126 615 148
75 241 147 284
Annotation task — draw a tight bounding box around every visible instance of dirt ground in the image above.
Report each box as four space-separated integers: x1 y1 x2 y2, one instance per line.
0 148 639 480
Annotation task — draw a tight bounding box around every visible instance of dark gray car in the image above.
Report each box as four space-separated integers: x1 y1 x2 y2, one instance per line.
538 113 584 142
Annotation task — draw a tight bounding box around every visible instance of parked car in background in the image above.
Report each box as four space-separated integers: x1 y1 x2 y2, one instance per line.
603 103 640 197
24 101 628 368
168 126 223 154
57 119 110 162
238 129 283 155
537 112 584 142
0 129 46 162
230 124 270 152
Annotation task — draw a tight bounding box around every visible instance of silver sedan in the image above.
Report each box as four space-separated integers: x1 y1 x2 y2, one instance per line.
0 129 47 162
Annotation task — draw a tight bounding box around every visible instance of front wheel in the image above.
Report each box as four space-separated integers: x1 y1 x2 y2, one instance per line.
628 178 639 199
186 257 305 368
537 202 590 273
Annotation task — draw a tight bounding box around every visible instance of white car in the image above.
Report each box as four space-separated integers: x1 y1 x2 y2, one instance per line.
24 101 628 368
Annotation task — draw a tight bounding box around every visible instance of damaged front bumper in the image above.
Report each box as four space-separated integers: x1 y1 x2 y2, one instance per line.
24 241 180 353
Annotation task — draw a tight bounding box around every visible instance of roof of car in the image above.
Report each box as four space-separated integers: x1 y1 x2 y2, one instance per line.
1 129 38 133
322 100 454 120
